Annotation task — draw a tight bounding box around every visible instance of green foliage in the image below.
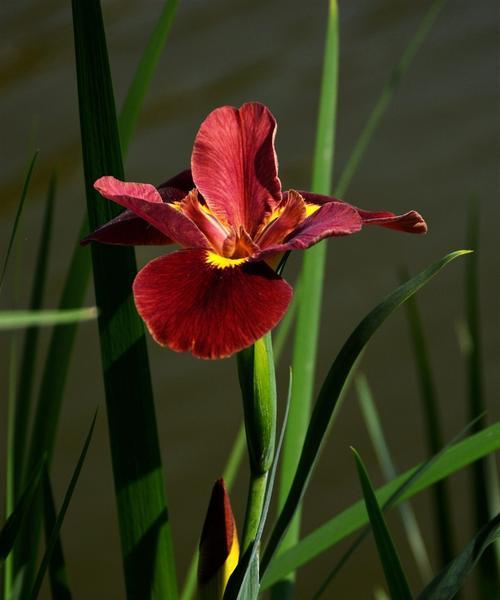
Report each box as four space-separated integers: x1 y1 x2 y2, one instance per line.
0 309 97 330
71 1 177 597
353 448 413 599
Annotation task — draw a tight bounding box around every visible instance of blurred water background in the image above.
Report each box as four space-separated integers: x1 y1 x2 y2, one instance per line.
0 0 499 597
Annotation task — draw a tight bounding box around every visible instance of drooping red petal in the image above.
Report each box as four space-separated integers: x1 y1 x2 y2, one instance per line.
133 249 292 359
297 191 427 234
191 102 282 235
82 209 172 246
255 192 362 259
93 176 209 249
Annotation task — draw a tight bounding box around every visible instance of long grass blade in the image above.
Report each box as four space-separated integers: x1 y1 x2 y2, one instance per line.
0 308 97 330
119 0 181 153
352 448 413 599
357 374 432 582
262 419 500 589
402 268 454 567
335 0 447 197
13 175 56 501
0 151 38 291
71 1 177 597
273 3 339 595
464 199 499 597
418 513 500 600
30 413 96 600
42 469 72 599
261 250 470 575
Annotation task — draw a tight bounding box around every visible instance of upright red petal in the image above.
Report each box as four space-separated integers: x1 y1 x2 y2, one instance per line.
94 176 209 249
191 102 282 235
133 249 292 359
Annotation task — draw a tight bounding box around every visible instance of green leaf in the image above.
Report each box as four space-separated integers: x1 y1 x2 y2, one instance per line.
352 448 413 599
357 374 432 582
402 268 454 567
119 0 181 154
262 420 500 588
335 0 447 197
464 199 499 596
236 552 260 600
30 413 96 599
13 175 56 502
0 151 38 290
274 3 339 595
261 250 471 576
0 457 45 562
418 513 500 600
42 470 72 599
0 309 97 330
71 1 177 598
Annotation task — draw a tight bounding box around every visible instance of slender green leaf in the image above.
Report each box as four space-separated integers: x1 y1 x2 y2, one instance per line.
402 268 454 567
119 0 181 153
13 176 56 501
353 448 413 599
0 151 38 290
0 457 45 562
261 250 470 576
274 3 339 595
30 413 96 599
357 374 432 581
71 1 177 597
418 513 500 600
464 199 498 597
42 469 72 599
0 308 97 330
262 420 500 588
312 418 482 599
335 0 447 197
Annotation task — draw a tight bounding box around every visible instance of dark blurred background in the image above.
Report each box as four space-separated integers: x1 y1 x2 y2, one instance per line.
0 0 499 597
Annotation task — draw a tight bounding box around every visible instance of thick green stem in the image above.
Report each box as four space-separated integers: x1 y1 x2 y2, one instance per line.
241 472 268 554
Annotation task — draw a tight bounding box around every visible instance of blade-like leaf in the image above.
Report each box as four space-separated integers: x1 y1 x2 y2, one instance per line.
0 151 38 290
42 469 72 599
262 251 470 574
14 175 56 501
357 374 432 582
119 0 181 153
464 199 499 596
418 513 500 600
30 413 97 599
0 308 97 330
402 269 454 567
262 420 500 588
274 3 339 595
0 457 45 562
71 1 177 598
352 448 413 599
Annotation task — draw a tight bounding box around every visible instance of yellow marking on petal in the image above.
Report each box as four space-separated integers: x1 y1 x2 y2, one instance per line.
268 206 285 223
222 535 240 591
305 203 321 217
170 200 182 211
205 251 248 269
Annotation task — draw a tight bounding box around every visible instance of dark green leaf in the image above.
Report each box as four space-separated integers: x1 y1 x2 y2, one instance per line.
352 448 413 599
261 250 471 575
418 513 500 600
30 413 97 599
71 1 177 597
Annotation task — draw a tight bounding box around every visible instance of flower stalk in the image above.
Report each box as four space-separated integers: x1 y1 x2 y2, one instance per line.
237 333 277 552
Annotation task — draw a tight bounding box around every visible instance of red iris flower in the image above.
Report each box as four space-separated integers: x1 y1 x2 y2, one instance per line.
85 102 426 359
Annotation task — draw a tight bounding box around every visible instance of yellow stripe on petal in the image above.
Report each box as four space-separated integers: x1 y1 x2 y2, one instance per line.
221 535 239 591
205 251 248 269
305 202 321 217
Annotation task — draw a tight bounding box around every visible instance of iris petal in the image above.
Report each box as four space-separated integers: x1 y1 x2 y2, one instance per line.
133 248 292 359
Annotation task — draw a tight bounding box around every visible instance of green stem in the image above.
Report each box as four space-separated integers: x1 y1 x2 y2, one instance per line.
241 472 268 554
